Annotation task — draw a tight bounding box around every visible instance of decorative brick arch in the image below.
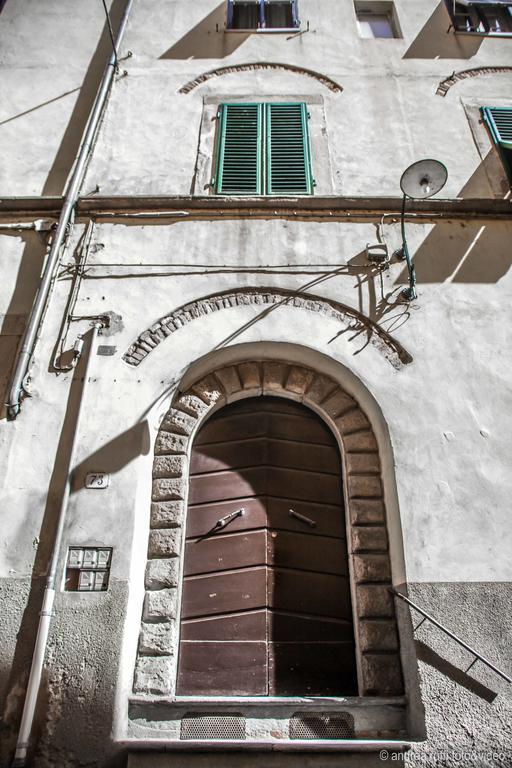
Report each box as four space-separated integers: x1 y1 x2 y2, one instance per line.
133 361 404 700
436 65 512 96
178 62 343 95
123 287 413 370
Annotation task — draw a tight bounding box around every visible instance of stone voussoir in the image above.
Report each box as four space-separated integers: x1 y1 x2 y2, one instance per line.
348 474 383 499
237 361 262 392
346 452 381 474
148 529 181 558
262 361 288 393
322 389 357 419
152 455 187 479
159 408 197 436
304 374 337 405
285 365 314 396
351 525 388 553
359 619 399 652
357 584 395 618
133 657 174 696
354 554 392 583
361 653 404 696
145 558 180 590
139 621 176 656
150 500 185 529
143 588 178 621
342 430 378 452
154 431 188 456
336 408 371 435
191 374 225 405
152 477 186 502
350 498 386 525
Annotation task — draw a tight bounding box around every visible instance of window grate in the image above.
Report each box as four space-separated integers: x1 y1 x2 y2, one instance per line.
289 712 355 739
180 713 246 740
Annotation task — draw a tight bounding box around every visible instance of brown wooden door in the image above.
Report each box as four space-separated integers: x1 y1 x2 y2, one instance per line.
177 397 357 696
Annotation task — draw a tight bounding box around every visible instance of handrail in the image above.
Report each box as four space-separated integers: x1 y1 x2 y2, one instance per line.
392 589 512 684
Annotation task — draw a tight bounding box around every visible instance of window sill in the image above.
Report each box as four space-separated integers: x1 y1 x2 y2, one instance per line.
123 738 412 753
225 27 301 33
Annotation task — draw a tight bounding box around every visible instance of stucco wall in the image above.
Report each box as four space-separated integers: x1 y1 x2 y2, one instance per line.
1 0 512 766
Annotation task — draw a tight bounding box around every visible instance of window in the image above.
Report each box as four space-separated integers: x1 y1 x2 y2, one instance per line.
355 1 400 38
213 102 314 196
482 107 512 184
227 0 299 31
446 1 512 34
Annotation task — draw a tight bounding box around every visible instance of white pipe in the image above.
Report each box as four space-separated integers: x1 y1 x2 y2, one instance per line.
6 0 133 420
12 323 103 768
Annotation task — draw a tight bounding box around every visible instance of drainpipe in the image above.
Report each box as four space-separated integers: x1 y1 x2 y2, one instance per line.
12 322 105 768
6 0 133 420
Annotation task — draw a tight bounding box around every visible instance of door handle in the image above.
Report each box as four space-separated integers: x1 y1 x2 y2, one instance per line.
213 508 245 531
289 509 316 528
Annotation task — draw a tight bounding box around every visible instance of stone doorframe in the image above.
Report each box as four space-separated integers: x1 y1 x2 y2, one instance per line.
133 360 404 699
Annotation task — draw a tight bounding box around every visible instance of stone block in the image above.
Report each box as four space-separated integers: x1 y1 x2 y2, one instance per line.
145 558 180 589
133 657 174 695
357 584 394 618
322 389 356 419
150 501 184 529
154 431 188 456
238 362 262 392
139 621 176 655
262 362 287 393
304 374 337 405
346 453 380 474
354 554 391 583
336 409 371 435
342 430 378 452
359 620 398 652
351 526 388 552
148 529 181 558
175 393 210 418
152 455 187 479
348 474 382 498
143 588 178 620
159 408 197 436
152 478 185 502
361 653 404 696
350 499 386 525
191 375 224 405
285 366 314 396
214 366 242 397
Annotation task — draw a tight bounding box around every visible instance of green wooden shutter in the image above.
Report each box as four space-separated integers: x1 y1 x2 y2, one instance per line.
482 107 512 150
266 102 313 195
215 103 263 194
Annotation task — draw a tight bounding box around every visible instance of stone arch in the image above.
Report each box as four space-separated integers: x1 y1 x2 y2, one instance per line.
436 65 512 96
178 61 343 94
134 360 404 700
122 287 413 370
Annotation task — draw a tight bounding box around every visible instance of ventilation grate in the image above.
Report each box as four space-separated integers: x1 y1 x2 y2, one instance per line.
289 712 355 740
180 713 246 740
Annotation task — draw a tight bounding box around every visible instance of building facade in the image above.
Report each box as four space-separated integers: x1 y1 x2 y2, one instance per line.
1 1 512 766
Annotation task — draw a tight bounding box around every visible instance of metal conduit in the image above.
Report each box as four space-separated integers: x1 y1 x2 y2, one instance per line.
12 323 105 767
6 0 133 420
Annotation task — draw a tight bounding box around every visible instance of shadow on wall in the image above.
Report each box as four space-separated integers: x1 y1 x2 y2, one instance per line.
0 231 49 421
1 334 149 761
403 2 483 59
395 156 512 286
41 0 126 196
416 641 497 703
160 2 250 59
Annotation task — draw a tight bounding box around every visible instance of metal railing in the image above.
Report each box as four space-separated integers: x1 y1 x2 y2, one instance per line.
393 589 512 684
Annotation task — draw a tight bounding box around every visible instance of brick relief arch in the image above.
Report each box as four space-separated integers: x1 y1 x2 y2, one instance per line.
123 287 413 370
178 62 343 94
436 65 512 96
133 361 404 699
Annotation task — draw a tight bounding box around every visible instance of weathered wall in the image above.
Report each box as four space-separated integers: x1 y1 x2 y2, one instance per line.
1 0 512 766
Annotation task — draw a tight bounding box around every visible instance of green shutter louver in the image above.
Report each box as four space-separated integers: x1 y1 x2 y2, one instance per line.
215 103 263 195
266 102 313 195
214 101 314 196
482 107 512 150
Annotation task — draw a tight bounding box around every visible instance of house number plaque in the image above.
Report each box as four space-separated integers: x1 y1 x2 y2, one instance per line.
85 472 110 489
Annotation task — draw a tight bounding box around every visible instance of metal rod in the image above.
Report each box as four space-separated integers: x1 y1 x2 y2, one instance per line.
11 323 104 767
6 0 133 420
393 589 512 684
399 193 417 301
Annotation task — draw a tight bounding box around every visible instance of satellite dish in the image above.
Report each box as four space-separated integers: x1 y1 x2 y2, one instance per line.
400 159 448 200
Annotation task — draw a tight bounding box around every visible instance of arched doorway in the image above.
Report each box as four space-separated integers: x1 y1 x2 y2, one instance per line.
176 396 357 696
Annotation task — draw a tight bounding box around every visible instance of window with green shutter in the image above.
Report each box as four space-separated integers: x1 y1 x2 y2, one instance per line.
214 102 314 196
482 106 512 185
